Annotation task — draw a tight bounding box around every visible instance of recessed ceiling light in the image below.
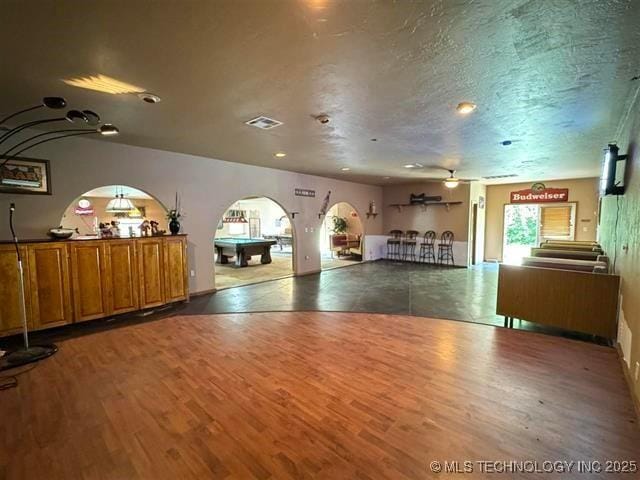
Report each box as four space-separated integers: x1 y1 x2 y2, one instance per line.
138 93 162 104
274 152 287 158
341 167 351 171
404 163 423 169
63 74 145 95
456 102 477 114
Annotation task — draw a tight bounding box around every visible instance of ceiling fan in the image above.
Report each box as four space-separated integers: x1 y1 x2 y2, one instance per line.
406 163 477 188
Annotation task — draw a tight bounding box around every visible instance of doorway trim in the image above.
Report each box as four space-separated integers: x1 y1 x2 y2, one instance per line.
500 201 577 262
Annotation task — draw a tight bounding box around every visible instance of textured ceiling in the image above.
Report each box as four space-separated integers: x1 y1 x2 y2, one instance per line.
1 0 639 185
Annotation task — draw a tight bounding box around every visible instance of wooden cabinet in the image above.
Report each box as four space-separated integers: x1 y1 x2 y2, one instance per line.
0 235 188 336
0 245 31 335
27 242 72 329
69 241 110 322
106 240 139 315
164 236 188 303
137 237 167 309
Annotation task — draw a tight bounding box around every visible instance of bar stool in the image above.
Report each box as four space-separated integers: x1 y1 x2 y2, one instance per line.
419 230 437 264
437 231 455 265
402 230 419 262
386 230 403 260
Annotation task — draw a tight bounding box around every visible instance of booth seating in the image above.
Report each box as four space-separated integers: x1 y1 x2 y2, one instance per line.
539 243 603 253
330 234 361 258
530 248 601 261
497 264 620 339
542 240 599 246
521 255 609 273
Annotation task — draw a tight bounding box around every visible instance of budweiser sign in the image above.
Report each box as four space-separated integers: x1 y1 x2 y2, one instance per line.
510 183 568 204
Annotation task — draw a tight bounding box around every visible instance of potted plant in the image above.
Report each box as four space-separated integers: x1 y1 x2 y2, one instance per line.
332 216 348 234
167 193 182 235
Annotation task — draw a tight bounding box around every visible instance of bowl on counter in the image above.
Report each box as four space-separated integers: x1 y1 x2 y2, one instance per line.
47 228 75 240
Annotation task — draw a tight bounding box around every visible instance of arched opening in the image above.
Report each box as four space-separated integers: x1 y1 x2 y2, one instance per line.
214 196 294 290
320 202 364 270
60 185 167 238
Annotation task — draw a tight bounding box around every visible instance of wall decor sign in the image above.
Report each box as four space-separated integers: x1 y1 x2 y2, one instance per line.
74 198 95 216
295 188 315 197
0 157 51 195
510 183 568 204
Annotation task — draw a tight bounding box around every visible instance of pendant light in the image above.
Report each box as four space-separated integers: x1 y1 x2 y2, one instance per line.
106 187 135 213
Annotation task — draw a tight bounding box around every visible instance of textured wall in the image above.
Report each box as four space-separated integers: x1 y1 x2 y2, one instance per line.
599 99 640 403
484 178 599 261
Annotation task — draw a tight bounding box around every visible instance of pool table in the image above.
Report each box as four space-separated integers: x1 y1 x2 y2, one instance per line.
215 237 277 267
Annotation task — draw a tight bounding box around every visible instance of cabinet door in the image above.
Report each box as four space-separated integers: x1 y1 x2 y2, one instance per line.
106 240 139 315
69 241 110 322
27 243 72 329
164 236 188 302
137 238 165 308
0 245 31 335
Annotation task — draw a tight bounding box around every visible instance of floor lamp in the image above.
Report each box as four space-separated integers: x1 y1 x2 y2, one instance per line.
0 97 119 369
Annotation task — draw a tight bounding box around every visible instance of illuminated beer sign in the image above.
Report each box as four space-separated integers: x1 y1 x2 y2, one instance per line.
510 183 569 204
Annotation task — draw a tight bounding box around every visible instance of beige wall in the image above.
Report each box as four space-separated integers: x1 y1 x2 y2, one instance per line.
382 182 471 241
484 178 599 261
60 196 167 236
0 134 383 293
599 96 640 405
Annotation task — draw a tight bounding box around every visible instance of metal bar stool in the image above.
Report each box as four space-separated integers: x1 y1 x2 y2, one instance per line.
402 230 419 262
437 230 455 265
419 230 437 264
386 230 403 260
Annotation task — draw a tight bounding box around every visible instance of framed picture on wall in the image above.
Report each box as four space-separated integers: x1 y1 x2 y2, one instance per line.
0 156 51 195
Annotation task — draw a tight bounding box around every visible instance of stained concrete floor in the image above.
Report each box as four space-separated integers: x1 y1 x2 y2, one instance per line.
189 260 503 324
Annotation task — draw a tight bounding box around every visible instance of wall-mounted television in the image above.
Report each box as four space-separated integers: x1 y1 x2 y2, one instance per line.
600 144 626 196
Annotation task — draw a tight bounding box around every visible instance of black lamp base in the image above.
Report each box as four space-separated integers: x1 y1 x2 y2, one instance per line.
1 344 57 370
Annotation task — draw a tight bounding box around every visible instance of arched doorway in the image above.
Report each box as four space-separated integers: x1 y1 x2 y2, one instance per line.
214 196 294 289
320 202 364 270
60 185 167 238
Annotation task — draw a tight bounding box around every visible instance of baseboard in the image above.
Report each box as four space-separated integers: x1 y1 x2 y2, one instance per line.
615 343 640 421
190 287 217 297
297 269 322 276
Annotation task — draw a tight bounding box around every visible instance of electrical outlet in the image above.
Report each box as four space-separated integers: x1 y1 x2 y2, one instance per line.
305 255 310 260
190 270 195 277
634 362 640 382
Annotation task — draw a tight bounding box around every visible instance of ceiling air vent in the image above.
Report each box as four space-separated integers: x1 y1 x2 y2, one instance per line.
482 173 518 180
245 116 283 130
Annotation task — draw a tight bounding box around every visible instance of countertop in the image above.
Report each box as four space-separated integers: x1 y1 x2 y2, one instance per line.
0 234 187 245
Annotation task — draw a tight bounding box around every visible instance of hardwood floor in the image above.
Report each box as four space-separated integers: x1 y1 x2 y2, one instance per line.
1 312 638 479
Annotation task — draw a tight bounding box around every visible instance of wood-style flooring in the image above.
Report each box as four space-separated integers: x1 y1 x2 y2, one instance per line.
1 312 638 479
